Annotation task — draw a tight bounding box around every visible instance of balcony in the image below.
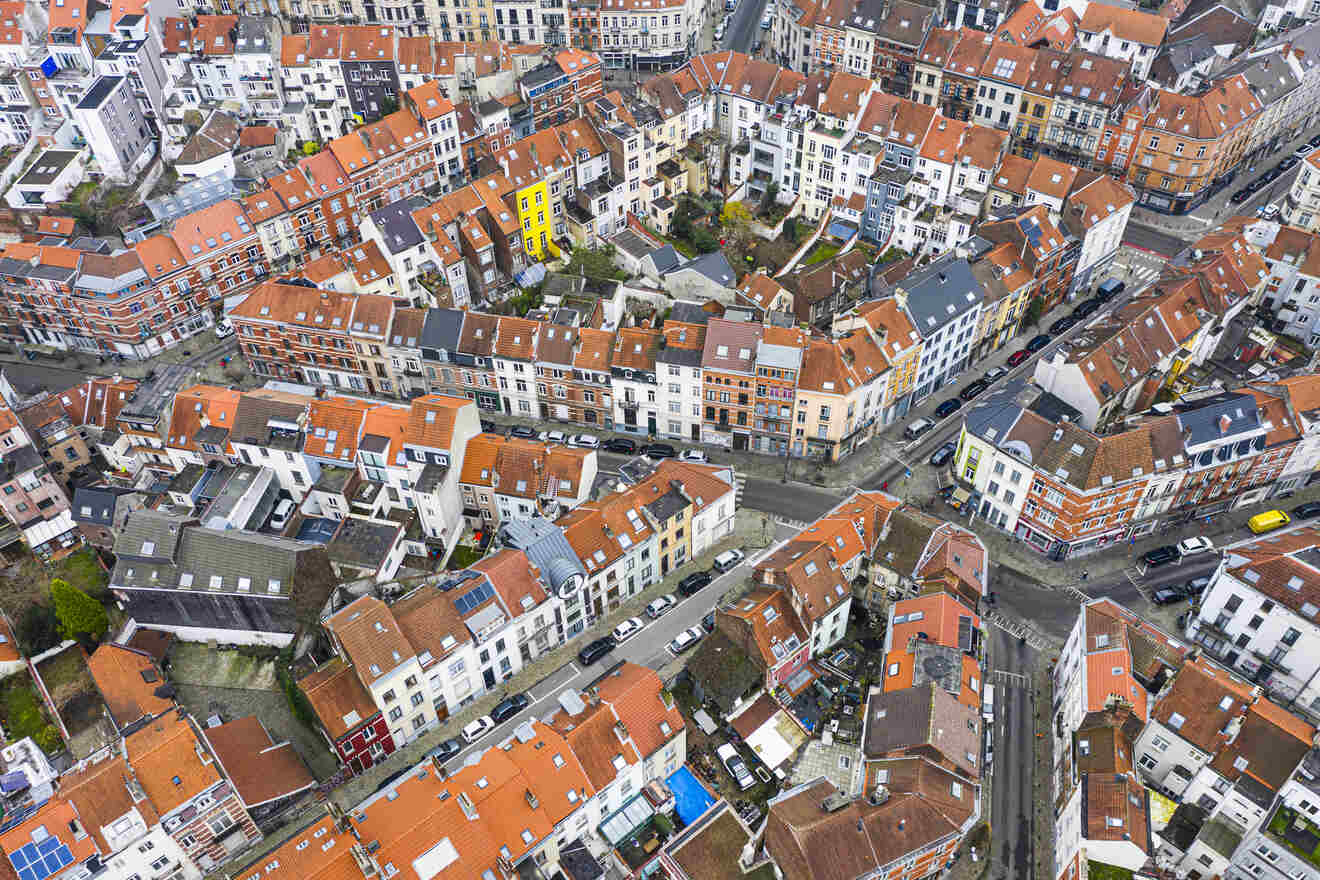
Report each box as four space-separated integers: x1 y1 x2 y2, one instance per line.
1251 647 1292 676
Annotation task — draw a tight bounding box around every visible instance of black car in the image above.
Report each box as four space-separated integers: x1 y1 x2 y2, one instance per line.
1293 501 1320 519
643 443 677 459
490 692 531 723
702 610 716 632
480 419 498 433
678 570 713 596
1151 586 1188 605
604 437 637 454
577 636 616 666
1229 188 1253 204
1281 156 1300 171
934 398 962 418
1025 334 1051 352
1073 299 1101 318
428 738 462 762
929 441 957 467
1310 134 1320 148
959 379 990 401
1141 545 1180 567
510 425 536 439
1048 316 1078 335
1263 168 1282 183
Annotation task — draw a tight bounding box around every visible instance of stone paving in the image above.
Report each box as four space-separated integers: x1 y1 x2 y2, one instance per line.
786 737 863 796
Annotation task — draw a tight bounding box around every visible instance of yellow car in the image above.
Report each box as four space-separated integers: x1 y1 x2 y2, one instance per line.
1248 510 1291 534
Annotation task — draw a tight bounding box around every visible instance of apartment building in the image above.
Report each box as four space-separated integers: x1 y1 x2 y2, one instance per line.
657 309 706 443
611 326 661 437
700 317 762 451
299 656 397 776
1253 220 1320 346
1283 148 1320 232
882 254 983 403
1075 4 1166 77
457 433 595 527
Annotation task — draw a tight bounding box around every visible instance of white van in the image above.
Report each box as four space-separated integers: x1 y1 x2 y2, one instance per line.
981 684 995 722
713 548 745 572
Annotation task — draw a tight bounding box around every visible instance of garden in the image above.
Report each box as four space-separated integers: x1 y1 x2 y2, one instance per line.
1267 805 1320 869
0 671 60 754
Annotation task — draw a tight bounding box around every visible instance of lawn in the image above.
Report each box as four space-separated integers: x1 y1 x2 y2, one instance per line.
1267 806 1320 867
1086 862 1134 880
0 671 60 754
56 548 109 600
446 544 486 571
803 242 840 266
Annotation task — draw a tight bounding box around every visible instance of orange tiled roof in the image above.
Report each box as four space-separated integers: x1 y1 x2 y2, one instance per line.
87 643 173 729
124 712 223 814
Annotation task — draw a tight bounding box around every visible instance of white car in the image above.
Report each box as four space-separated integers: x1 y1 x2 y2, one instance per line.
679 449 708 463
214 318 234 338
668 626 705 654
646 594 677 619
1177 537 1215 557
716 743 756 790
570 434 600 449
612 616 645 642
760 13 772 27
538 430 567 444
461 715 495 744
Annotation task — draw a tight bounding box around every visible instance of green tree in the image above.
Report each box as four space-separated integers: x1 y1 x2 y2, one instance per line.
15 605 59 656
1024 296 1045 328
690 225 720 253
49 578 108 642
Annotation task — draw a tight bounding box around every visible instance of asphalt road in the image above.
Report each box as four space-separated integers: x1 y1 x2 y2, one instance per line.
988 626 1034 880
429 547 776 773
720 0 770 53
1122 222 1190 258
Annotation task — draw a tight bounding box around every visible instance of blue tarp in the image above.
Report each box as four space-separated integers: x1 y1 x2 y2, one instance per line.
667 766 715 826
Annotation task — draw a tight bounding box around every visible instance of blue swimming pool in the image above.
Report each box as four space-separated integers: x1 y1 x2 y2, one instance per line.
667 766 715 826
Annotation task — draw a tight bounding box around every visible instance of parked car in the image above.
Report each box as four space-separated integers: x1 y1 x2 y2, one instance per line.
490 693 531 723
612 616 645 642
679 449 709 463
668 626 705 654
269 498 295 531
983 366 1007 382
1184 576 1211 597
510 425 537 439
428 738 463 762
959 379 990 401
577 636 616 666
538 430 567 444
1309 134 1320 148
1073 299 1101 318
1096 279 1125 300
929 441 957 467
646 594 678 618
1048 316 1078 335
716 743 756 790
713 548 745 572
1280 155 1300 171
1140 545 1180 567
214 318 234 338
934 398 962 418
1176 537 1215 557
903 417 934 440
604 437 637 454
1151 585 1188 605
1229 188 1253 204
643 443 677 458
1259 204 1281 221
1297 143 1315 158
461 716 496 743
678 570 713 596
1006 349 1030 367
570 434 600 448
1025 334 1052 352
701 610 716 632
760 12 771 27
1292 501 1320 519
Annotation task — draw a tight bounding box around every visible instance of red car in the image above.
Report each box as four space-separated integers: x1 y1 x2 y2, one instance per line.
1006 349 1030 367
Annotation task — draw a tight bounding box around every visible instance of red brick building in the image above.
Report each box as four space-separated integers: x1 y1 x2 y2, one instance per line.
300 658 397 777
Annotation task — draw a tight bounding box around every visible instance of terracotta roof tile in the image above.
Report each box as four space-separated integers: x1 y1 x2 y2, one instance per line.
124 712 223 814
299 657 379 740
87 643 172 729
204 716 315 807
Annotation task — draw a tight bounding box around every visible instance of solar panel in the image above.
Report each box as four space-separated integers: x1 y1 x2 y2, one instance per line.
7 838 72 880
454 581 494 614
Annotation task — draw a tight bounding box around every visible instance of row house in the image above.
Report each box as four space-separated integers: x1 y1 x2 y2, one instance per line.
1188 525 1320 721
1051 598 1185 880
1033 230 1263 429
457 432 595 527
1075 4 1167 80
229 280 394 393
656 310 706 443
0 400 77 560
958 375 1320 559
1251 219 1320 347
610 326 662 437
245 661 681 880
299 657 397 776
977 202 1077 312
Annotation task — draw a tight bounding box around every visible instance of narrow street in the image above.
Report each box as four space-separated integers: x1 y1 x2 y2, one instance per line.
988 626 1036 880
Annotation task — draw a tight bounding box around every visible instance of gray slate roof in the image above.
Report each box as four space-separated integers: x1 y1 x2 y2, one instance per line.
72 487 120 527
1174 392 1260 447
672 252 736 287
420 308 465 356
498 516 585 593
326 517 400 569
887 254 983 337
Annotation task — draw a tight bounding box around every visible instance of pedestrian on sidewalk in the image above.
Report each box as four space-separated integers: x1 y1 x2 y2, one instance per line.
1081 570 1089 581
